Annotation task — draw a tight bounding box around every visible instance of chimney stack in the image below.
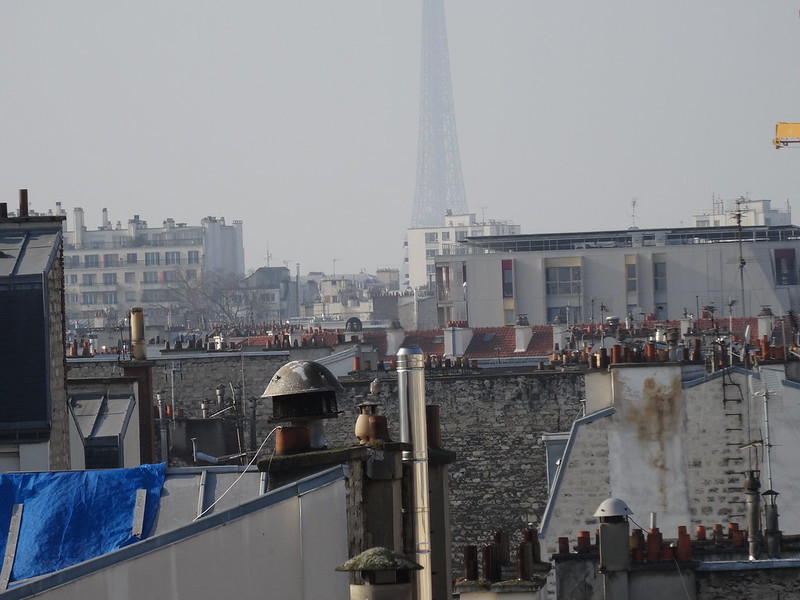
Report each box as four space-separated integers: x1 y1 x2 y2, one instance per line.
19 189 28 217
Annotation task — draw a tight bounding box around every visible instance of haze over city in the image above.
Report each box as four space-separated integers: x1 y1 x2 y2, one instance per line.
3 1 800 275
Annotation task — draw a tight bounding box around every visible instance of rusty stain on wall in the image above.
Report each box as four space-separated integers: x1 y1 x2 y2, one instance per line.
623 374 683 500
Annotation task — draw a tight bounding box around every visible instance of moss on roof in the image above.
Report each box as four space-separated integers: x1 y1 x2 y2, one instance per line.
335 547 422 572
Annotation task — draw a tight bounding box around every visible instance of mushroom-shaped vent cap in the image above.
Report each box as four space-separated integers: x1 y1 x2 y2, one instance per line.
261 360 344 398
593 497 633 518
335 547 422 572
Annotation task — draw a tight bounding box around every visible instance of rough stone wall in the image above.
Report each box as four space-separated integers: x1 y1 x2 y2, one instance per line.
683 371 749 526
542 416 611 554
696 566 800 599
327 371 585 574
48 249 70 470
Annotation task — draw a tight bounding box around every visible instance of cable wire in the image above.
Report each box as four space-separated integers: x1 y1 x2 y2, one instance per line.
192 426 281 521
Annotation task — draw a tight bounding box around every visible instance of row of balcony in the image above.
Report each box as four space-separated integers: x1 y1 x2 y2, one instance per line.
64 237 203 251
65 259 203 270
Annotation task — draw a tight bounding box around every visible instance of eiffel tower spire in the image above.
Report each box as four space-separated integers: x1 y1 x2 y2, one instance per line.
411 0 469 228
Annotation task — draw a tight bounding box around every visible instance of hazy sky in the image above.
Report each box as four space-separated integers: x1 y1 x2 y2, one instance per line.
3 2 800 275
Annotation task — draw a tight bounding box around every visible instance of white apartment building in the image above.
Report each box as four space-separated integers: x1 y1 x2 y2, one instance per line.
435 223 800 328
405 212 520 288
61 207 244 328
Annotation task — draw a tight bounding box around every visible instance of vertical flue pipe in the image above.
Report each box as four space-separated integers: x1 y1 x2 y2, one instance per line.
396 346 432 600
156 392 168 463
745 470 762 559
130 307 146 360
19 189 28 217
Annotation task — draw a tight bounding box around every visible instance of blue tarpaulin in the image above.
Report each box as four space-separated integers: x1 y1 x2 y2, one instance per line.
0 463 165 583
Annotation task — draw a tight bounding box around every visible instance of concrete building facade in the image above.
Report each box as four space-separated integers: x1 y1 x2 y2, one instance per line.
435 223 800 327
406 212 519 289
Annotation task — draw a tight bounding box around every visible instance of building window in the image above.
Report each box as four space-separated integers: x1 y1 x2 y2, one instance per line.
65 255 80 269
102 254 120 267
441 232 450 241
125 291 137 302
82 293 97 305
653 262 667 291
126 253 138 265
547 306 582 323
164 270 178 282
626 263 637 291
426 264 435 275
143 271 158 283
456 231 467 241
188 251 200 265
84 255 99 268
696 219 710 227
124 272 135 283
102 273 117 286
186 269 197 280
426 249 438 259
82 274 95 286
504 309 515 325
145 252 160 266
471 230 483 237
165 251 181 265
102 292 118 304
502 259 513 298
775 249 797 285
67 274 78 284
546 266 581 295
424 232 439 243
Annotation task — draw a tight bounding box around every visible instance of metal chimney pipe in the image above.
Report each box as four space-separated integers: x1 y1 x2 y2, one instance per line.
396 346 432 600
156 392 169 463
745 470 762 559
130 307 146 360
19 189 28 217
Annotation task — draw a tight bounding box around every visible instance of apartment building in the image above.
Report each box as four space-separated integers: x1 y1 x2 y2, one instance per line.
62 207 244 328
405 212 519 289
435 223 800 328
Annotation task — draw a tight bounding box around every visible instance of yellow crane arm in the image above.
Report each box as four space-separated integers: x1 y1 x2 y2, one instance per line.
774 122 800 148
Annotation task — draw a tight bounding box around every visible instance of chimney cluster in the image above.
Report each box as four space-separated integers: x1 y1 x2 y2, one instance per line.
0 189 31 220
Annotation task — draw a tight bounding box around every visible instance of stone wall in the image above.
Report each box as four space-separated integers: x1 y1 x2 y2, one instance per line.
330 370 585 574
696 564 800 599
48 249 70 470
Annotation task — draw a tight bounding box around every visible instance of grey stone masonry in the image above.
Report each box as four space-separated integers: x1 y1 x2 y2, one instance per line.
329 370 585 574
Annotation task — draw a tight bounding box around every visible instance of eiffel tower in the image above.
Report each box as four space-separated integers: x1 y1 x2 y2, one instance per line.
410 0 469 228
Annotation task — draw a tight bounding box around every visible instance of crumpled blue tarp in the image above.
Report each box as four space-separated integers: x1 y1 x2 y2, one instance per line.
0 462 165 583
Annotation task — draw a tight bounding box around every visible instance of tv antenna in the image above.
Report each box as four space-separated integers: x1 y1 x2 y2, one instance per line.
629 198 638 229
